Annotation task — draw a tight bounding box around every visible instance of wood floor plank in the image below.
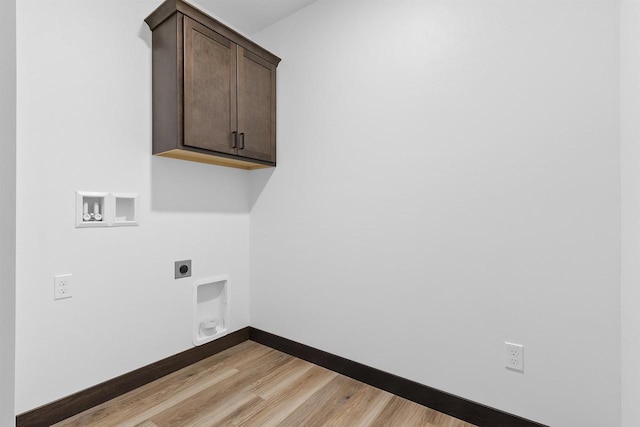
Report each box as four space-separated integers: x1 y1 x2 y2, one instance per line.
323 383 394 426
54 341 475 427
53 340 266 427
401 400 445 426
214 358 315 427
430 412 478 427
372 395 434 427
207 359 314 427
149 348 292 426
54 367 239 427
178 391 263 427
113 367 242 427
248 357 315 399
278 374 365 426
239 365 338 426
203 393 268 427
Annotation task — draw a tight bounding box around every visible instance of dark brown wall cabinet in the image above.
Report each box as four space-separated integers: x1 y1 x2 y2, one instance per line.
145 0 281 170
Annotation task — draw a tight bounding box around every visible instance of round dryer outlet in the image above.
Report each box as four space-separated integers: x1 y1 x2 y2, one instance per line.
175 260 192 279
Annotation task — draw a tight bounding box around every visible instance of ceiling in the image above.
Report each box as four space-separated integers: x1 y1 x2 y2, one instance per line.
191 0 318 35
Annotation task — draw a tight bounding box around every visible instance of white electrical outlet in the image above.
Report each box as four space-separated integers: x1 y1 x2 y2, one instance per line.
54 274 72 300
505 342 524 372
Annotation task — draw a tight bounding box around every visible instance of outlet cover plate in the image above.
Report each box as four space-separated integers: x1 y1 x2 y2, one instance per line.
505 342 524 372
54 274 72 300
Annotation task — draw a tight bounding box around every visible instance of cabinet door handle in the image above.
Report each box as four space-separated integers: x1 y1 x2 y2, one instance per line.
240 133 245 150
232 131 237 149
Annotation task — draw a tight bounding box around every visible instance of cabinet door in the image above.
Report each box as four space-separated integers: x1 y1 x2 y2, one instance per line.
183 17 237 155
237 47 276 163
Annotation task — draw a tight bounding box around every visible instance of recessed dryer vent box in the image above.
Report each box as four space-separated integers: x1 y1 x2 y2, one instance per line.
76 191 138 228
193 276 228 346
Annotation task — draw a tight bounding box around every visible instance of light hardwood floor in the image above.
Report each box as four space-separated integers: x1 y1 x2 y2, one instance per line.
54 341 476 427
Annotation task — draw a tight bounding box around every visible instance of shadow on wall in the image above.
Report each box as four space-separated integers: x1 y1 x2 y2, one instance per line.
249 167 275 210
151 156 275 213
151 156 255 213
139 22 151 48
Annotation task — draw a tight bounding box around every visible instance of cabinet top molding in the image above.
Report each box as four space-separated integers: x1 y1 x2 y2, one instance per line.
145 0 282 67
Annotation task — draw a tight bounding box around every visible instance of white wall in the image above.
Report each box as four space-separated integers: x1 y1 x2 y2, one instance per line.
621 2 640 426
250 1 621 425
0 0 17 424
15 0 252 413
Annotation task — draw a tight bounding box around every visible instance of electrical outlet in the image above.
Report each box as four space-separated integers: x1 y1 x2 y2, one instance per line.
174 260 192 279
505 342 524 372
54 274 72 300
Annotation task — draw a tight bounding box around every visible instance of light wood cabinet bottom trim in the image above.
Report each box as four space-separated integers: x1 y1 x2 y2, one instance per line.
157 149 272 170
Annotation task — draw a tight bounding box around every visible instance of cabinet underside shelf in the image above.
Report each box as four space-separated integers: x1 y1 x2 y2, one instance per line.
157 149 272 170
